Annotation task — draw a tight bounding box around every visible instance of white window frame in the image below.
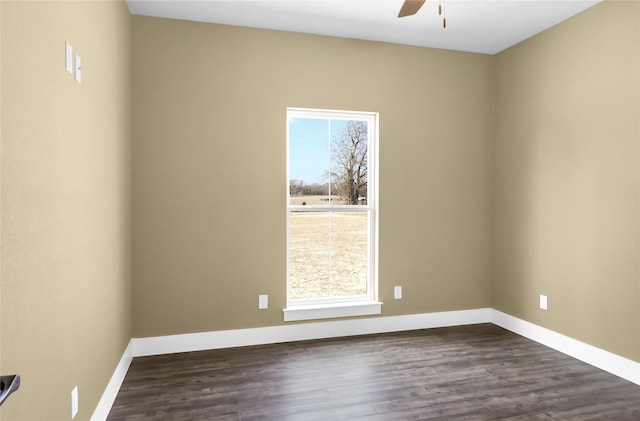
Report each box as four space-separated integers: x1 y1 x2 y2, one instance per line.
284 108 381 322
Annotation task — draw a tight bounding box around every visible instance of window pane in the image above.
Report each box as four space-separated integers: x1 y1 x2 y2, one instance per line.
289 118 369 207
289 212 330 300
330 120 368 206
289 118 330 206
330 212 368 297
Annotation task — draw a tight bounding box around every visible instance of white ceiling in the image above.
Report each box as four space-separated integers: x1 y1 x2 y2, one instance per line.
125 0 601 55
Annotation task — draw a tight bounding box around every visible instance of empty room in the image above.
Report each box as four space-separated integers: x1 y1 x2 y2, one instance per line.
1 0 639 419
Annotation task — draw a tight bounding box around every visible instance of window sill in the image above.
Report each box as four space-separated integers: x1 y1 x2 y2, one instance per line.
283 301 383 322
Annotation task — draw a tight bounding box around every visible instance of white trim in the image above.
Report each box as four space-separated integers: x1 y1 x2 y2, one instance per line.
491 310 640 386
90 340 134 421
283 300 383 322
131 308 492 357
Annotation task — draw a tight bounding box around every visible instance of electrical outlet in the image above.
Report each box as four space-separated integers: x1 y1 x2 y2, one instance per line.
394 286 402 299
258 294 268 310
71 386 78 419
540 294 548 310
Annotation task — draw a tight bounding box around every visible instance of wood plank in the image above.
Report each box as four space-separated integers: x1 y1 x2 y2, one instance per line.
107 324 640 420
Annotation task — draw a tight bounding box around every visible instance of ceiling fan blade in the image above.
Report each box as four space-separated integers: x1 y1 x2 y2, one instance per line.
398 0 426 18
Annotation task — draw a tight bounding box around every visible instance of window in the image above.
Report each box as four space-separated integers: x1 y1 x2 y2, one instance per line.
285 108 380 321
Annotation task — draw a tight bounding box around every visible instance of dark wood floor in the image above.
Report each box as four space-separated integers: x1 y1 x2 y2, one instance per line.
107 324 640 420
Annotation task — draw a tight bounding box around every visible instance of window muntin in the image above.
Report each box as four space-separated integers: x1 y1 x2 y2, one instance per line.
286 108 377 307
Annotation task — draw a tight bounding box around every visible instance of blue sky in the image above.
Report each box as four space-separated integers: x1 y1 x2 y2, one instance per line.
289 118 348 184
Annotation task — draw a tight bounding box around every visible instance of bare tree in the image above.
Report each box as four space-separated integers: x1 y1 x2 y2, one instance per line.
290 179 331 196
289 179 306 196
332 121 368 205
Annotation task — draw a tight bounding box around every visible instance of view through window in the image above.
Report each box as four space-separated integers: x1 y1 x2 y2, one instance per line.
287 108 377 306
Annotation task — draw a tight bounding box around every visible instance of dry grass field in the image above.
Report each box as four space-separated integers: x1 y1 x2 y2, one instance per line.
289 199 368 300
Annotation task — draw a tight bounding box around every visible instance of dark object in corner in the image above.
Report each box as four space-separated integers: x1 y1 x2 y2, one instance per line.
0 375 20 406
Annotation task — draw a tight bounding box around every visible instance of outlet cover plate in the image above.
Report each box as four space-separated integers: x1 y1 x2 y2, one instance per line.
74 53 82 84
71 386 78 419
65 41 73 74
394 286 402 299
258 294 268 310
540 294 548 310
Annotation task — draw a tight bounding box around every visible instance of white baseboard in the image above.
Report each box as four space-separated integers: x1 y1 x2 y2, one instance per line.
95 307 640 419
131 308 492 357
90 340 134 421
491 310 640 386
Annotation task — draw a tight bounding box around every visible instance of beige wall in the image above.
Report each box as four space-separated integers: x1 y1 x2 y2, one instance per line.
494 1 640 361
1 1 132 420
131 16 494 337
